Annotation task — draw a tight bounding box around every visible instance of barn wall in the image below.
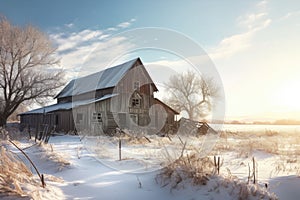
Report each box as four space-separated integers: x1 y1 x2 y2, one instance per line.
113 62 155 112
53 110 75 133
110 62 158 130
72 99 116 135
20 109 76 134
20 114 43 132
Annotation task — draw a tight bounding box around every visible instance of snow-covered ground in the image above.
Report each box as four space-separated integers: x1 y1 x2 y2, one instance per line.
3 128 300 199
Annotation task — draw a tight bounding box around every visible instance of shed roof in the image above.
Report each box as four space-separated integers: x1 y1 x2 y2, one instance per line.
154 98 179 115
55 58 157 99
20 94 117 115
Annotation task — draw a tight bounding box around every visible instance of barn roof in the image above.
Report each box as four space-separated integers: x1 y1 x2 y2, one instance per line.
20 94 117 115
154 98 179 115
55 57 157 99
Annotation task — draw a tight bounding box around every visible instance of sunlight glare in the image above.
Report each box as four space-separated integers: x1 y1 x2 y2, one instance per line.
273 80 300 110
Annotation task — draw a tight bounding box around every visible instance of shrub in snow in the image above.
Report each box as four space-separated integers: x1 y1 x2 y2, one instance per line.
156 153 278 200
156 154 214 189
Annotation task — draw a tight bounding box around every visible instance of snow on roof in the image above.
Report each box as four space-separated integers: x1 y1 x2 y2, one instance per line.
21 94 117 115
55 58 140 99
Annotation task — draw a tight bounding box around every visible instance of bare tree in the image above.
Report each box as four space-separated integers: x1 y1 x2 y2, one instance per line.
164 70 219 121
8 103 28 122
0 17 65 126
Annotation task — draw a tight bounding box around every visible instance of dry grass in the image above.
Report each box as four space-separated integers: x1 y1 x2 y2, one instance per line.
216 176 278 200
1 127 65 199
156 154 214 189
156 152 278 199
0 146 38 198
214 128 300 178
214 129 300 158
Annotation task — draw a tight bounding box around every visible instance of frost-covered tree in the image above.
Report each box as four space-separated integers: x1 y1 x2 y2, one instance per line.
0 17 64 126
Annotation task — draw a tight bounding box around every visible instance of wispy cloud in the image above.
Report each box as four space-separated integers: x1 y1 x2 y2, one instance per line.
209 0 271 59
106 27 117 31
117 18 136 28
64 23 74 28
117 22 131 28
50 29 105 52
50 19 137 79
256 0 268 9
237 12 270 30
280 10 300 21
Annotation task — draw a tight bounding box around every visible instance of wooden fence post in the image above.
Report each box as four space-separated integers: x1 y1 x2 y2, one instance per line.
119 138 122 161
217 156 220 175
253 157 256 184
28 124 31 139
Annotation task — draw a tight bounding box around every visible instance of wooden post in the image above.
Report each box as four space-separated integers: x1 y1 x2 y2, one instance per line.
247 163 251 184
35 124 38 142
214 156 220 175
28 124 31 139
253 157 256 184
217 156 220 175
119 138 122 161
214 156 216 167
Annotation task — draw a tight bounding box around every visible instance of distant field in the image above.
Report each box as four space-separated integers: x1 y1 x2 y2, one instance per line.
212 124 300 134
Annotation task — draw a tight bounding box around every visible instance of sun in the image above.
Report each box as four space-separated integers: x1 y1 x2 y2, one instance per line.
272 80 300 111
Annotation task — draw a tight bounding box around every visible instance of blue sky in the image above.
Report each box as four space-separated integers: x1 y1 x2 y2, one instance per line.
1 0 300 121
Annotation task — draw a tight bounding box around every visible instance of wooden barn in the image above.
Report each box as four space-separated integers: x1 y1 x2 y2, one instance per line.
19 58 179 135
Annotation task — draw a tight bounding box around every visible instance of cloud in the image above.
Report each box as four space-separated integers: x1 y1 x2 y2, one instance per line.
106 27 117 31
49 19 137 79
50 18 137 53
50 29 105 52
280 10 300 21
51 32 136 79
256 0 268 9
117 18 136 29
237 12 270 30
50 33 136 80
117 22 131 28
65 23 74 28
209 0 271 59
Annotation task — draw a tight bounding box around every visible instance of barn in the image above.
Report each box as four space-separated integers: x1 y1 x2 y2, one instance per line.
19 58 179 135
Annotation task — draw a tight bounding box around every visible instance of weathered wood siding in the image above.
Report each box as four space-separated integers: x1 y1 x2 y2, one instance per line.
72 98 115 134
53 110 75 132
20 110 75 133
111 60 157 130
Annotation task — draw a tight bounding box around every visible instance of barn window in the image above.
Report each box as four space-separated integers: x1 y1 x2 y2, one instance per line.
76 113 83 123
134 81 140 91
131 98 140 108
92 112 102 122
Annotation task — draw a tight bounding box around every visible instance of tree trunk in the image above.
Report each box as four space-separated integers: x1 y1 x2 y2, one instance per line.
0 114 8 127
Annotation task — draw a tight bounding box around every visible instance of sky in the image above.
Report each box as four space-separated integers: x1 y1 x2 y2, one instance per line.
1 0 300 121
